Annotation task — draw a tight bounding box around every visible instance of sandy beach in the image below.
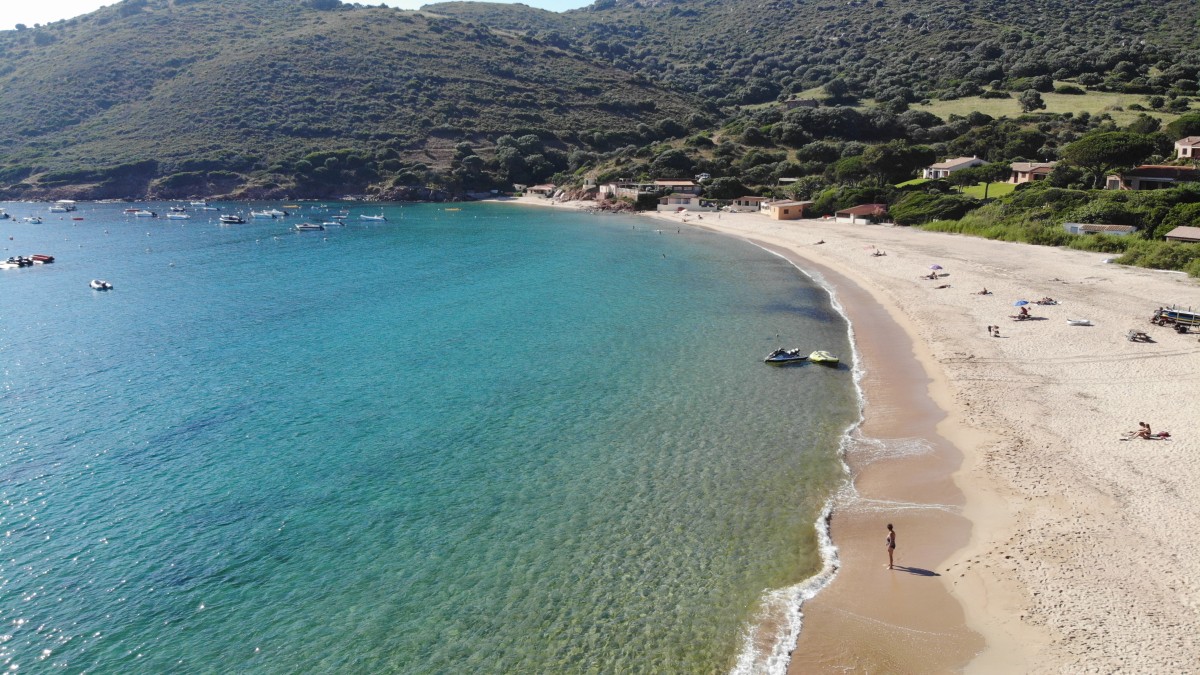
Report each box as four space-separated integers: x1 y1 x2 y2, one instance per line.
509 195 1200 671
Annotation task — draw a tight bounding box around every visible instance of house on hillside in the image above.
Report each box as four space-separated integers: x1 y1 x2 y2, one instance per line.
601 182 658 199
1174 137 1200 159
728 195 768 212
1164 226 1200 243
782 98 820 110
761 200 812 220
922 156 985 179
526 184 556 197
1105 165 1200 190
657 193 718 212
654 180 701 195
1063 223 1137 236
1010 161 1057 184
835 203 888 224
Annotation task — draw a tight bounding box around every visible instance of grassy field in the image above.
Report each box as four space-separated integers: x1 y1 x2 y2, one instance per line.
958 181 1016 199
913 87 1181 125
772 85 1180 126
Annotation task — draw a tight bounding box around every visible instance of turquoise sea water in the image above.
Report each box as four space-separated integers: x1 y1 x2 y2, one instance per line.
0 202 856 673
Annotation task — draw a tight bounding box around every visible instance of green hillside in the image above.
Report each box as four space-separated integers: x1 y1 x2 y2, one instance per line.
3 0 1200 199
0 0 699 198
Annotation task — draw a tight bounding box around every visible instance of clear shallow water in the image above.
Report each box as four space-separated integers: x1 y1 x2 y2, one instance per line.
0 202 857 673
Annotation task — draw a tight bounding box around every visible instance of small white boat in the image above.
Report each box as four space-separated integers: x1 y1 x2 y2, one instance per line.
294 222 325 231
250 211 277 219
264 208 288 217
201 206 220 211
808 350 840 366
764 348 807 365
322 221 342 227
166 213 190 220
169 206 187 213
219 214 245 224
26 216 43 224
133 210 157 217
1067 318 1093 326
189 200 208 207
359 213 387 221
0 209 8 220
90 279 113 290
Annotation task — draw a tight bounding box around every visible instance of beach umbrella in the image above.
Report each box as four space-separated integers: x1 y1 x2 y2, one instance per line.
1013 300 1029 306
930 264 943 270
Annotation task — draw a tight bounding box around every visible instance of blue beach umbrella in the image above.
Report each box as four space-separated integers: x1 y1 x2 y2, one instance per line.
1013 299 1029 306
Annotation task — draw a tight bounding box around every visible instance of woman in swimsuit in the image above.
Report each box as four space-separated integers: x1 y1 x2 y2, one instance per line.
886 523 896 569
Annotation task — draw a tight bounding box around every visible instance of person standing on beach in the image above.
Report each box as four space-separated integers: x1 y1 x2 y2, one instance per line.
886 523 896 569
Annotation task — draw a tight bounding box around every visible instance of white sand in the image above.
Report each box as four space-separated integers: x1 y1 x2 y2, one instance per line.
503 195 1200 669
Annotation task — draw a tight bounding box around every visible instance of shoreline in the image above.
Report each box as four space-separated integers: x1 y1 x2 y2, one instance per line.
504 195 1200 671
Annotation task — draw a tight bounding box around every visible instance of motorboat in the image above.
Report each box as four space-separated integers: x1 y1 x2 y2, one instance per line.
0 209 9 220
49 200 76 213
331 213 348 220
264 208 288 217
166 213 190 220
219 214 245 224
322 221 342 227
31 254 55 264
133 210 157 217
189 200 208 207
201 206 220 211
250 210 276 219
2 256 34 269
90 279 113 290
808 350 840 366
359 213 387 221
764 348 807 365
26 216 43 224
294 222 325 231
123 207 141 214
169 206 187 213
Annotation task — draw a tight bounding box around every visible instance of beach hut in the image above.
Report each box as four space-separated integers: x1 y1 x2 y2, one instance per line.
835 204 888 225
763 200 812 220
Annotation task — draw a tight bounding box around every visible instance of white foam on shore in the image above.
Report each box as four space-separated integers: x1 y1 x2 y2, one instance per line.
729 247 866 675
847 434 935 464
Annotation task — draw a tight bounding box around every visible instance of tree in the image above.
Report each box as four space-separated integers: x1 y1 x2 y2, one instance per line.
1061 132 1158 188
860 141 936 185
1165 113 1200 138
823 78 851 102
945 163 1012 198
704 177 749 200
1018 90 1046 113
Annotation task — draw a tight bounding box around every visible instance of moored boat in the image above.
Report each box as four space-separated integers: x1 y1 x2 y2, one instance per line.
26 216 43 224
764 348 807 365
359 213 387 221
133 210 157 217
808 350 840 365
166 213 190 220
189 200 208 207
31 254 55 264
219 214 245 224
294 222 325 231
90 279 113 290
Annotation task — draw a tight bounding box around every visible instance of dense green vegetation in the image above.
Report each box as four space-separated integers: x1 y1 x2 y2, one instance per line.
0 0 700 198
